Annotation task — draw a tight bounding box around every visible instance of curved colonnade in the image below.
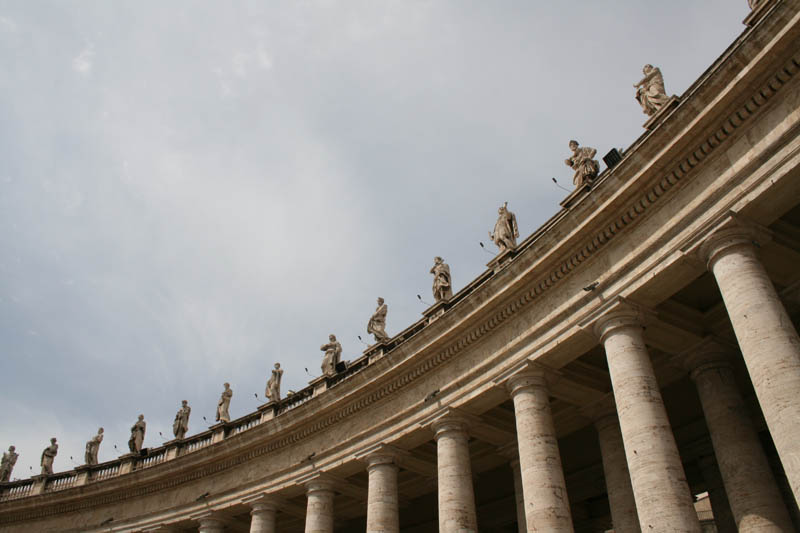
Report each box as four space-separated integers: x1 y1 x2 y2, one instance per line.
3 2 800 532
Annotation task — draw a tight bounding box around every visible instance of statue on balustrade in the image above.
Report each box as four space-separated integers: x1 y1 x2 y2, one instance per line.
85 428 104 465
430 256 453 302
216 383 233 423
266 363 283 401
489 202 519 253
321 335 342 375
0 445 18 482
128 415 146 453
564 140 599 187
634 64 670 116
173 401 191 440
40 438 58 475
367 298 390 343
748 0 763 9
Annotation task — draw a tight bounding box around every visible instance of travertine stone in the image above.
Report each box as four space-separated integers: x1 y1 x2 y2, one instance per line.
432 414 478 533
507 370 573 532
497 444 526 533
367 298 390 343
596 306 701 532
197 516 226 532
173 401 190 440
702 225 800 506
249 497 278 533
1 446 18 482
40 438 58 476
265 363 283 402
634 64 670 116
564 140 599 187
489 202 519 253
305 479 335 533
216 383 233 423
430 256 453 302
686 340 793 531
85 428 103 465
595 413 640 533
697 456 737 533
365 452 400 533
129 415 146 452
320 335 342 376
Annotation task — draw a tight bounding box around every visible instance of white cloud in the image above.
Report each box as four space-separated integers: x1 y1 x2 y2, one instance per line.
72 43 94 74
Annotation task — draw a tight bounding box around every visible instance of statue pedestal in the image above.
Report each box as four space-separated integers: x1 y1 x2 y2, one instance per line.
642 95 680 131
74 465 92 486
209 423 228 444
257 401 277 423
486 248 516 273
30 475 46 495
364 341 389 363
422 299 450 324
119 453 138 475
309 375 328 398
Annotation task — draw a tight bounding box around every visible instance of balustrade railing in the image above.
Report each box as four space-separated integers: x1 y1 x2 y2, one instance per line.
45 472 77 492
231 413 261 435
94 462 120 481
135 450 166 470
184 434 213 453
0 480 34 501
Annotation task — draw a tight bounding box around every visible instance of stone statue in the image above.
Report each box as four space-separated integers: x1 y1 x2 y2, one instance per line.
266 363 283 401
128 415 146 453
748 0 763 9
85 428 104 465
634 64 670 116
0 445 18 482
216 383 233 423
430 256 453 302
489 202 519 253
564 140 599 187
173 401 191 440
320 335 343 375
40 438 58 475
367 298 390 343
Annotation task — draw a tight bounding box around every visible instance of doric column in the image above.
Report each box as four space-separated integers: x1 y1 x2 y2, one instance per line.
248 496 279 533
595 305 701 532
197 516 226 533
594 410 640 533
507 369 573 532
365 450 400 533
686 340 794 531
432 414 478 533
498 443 526 533
304 478 335 533
702 224 800 504
697 456 737 533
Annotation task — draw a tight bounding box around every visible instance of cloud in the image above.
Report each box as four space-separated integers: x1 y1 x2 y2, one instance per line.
72 43 94 74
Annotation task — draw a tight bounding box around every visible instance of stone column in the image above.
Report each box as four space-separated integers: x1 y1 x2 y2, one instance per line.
305 478 335 533
365 451 400 533
197 516 226 533
702 225 800 504
249 497 279 533
507 370 573 532
596 306 701 532
697 456 737 533
687 341 794 532
498 443 526 533
594 412 640 533
432 414 478 533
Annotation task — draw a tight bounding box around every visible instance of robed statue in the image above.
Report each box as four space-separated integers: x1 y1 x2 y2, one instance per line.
266 363 283 401
216 383 233 423
85 428 104 465
634 64 670 116
320 335 343 375
0 446 18 482
565 140 599 187
489 203 519 253
367 298 390 343
128 415 146 453
40 438 58 475
430 257 453 302
173 401 191 440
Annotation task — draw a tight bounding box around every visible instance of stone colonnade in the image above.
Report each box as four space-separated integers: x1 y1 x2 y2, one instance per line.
175 221 800 533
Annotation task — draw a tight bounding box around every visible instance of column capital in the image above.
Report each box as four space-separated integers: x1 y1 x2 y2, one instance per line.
676 337 737 379
579 394 617 424
426 409 471 440
297 471 337 494
682 212 771 270
354 443 403 465
582 297 652 343
242 493 282 513
192 513 227 529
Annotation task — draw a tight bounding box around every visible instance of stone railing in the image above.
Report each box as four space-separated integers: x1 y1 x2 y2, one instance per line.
183 433 213 453
93 462 119 481
45 472 76 492
135 449 166 470
231 411 262 436
0 480 34 502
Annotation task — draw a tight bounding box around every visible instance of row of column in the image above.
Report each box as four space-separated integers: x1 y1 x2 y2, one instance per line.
188 220 800 533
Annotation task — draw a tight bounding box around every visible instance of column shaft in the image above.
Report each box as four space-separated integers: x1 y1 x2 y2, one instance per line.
598 312 701 532
366 455 399 533
509 371 573 532
595 414 640 533
510 459 526 533
692 358 793 531
698 457 737 533
249 500 278 533
305 480 334 533
433 416 478 533
706 234 800 504
197 517 226 533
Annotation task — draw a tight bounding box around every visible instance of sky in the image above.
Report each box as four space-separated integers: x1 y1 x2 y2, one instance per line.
0 1 748 480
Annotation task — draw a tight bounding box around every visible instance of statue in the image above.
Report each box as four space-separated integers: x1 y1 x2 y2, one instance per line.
430 256 453 302
320 335 343 375
489 202 519 253
265 363 283 401
564 140 599 187
216 383 233 423
84 428 104 465
634 64 670 116
0 445 18 482
173 401 191 440
748 0 762 9
367 298 390 343
40 438 58 475
128 415 146 453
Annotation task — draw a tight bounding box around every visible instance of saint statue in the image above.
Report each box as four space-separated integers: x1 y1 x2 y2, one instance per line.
266 363 283 402
320 335 343 375
216 383 233 423
85 428 104 465
430 256 453 302
0 445 18 482
367 298 390 343
173 401 191 440
489 202 519 253
128 415 146 453
40 438 58 475
564 140 599 187
634 64 670 116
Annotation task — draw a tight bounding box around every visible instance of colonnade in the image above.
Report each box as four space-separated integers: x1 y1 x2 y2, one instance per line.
166 222 800 533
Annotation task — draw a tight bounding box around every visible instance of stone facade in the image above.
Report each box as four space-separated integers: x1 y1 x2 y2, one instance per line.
2 1 800 531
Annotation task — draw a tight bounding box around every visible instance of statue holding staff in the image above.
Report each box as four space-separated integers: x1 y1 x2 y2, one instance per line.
85 428 104 465
489 203 519 253
173 401 191 440
266 363 283 401
367 298 390 343
40 438 58 475
216 383 233 423
320 335 342 375
0 445 18 482
128 415 146 453
430 256 453 302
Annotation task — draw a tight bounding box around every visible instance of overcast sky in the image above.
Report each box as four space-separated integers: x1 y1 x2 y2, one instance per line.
0 1 747 479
